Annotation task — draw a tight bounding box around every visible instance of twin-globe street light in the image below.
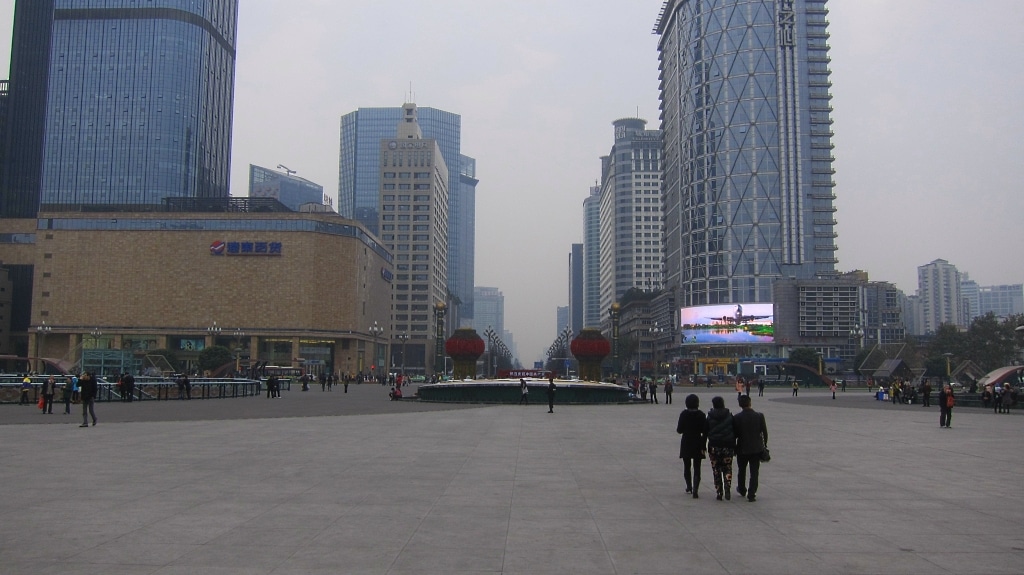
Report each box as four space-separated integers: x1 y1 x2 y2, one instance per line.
369 321 385 378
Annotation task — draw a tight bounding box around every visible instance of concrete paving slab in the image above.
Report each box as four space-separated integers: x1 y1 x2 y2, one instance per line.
1 386 1022 574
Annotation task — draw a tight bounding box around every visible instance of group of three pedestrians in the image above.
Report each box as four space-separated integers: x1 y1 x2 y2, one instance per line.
676 393 768 502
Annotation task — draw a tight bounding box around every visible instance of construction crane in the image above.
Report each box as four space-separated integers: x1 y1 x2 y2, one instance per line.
276 164 296 176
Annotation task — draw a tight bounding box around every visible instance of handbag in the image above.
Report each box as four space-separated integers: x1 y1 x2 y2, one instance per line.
760 447 771 462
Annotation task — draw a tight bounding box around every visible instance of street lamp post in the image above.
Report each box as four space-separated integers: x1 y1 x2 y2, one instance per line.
397 332 409 378
849 324 864 387
943 352 954 384
560 326 573 377
369 321 384 379
484 326 497 379
84 328 103 374
35 321 52 374
650 323 663 382
232 328 245 376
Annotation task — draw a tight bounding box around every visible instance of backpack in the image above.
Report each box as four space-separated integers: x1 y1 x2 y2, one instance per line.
946 394 955 408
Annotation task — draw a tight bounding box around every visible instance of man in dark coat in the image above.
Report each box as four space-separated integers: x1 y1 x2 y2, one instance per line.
732 395 767 502
547 377 556 413
79 372 98 427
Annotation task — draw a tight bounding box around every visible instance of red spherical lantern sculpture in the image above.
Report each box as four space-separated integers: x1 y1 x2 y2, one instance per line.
570 328 611 382
445 328 485 380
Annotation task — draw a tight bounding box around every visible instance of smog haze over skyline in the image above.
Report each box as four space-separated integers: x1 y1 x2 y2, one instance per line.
3 0 1021 363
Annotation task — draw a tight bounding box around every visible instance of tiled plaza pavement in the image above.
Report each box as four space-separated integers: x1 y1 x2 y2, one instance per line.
1 385 1021 574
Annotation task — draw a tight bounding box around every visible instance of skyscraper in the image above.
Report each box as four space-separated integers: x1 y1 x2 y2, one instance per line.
582 186 602 329
979 284 1024 319
339 106 476 324
569 243 584 335
2 0 238 214
473 286 505 342
656 0 837 323
917 259 963 334
0 0 54 218
248 165 325 212
379 103 449 374
598 118 662 318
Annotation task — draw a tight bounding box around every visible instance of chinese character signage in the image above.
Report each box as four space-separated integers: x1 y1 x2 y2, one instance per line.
210 241 282 256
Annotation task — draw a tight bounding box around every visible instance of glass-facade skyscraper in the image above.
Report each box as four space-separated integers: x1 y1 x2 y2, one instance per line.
339 106 476 324
2 0 238 214
656 0 838 316
248 165 324 212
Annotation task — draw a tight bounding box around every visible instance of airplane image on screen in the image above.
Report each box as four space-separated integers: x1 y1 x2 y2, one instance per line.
706 305 771 326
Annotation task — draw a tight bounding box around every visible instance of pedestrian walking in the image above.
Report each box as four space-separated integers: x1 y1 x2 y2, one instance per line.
519 379 529 405
757 379 765 397
79 372 98 427
547 377 556 413
664 379 674 404
62 375 74 414
1000 383 1014 414
733 395 768 502
938 384 954 428
830 380 837 400
20 375 31 405
649 380 658 404
920 379 932 407
676 394 708 499
706 396 735 501
791 380 799 397
41 375 57 414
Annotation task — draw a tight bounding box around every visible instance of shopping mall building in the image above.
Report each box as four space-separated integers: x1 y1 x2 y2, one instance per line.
0 206 395 377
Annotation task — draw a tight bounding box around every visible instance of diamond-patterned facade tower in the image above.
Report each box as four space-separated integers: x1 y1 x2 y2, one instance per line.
656 0 837 311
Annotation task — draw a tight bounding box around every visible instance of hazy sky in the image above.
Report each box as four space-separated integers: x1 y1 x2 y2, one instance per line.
2 1 1022 363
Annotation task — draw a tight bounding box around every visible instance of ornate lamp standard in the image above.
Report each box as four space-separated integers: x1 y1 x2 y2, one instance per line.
35 321 52 374
849 324 864 385
649 322 664 382
484 326 497 379
232 328 246 375
369 321 384 378
609 303 621 377
560 326 573 378
397 332 409 378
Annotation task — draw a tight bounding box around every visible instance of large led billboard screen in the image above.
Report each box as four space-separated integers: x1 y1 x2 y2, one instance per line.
680 303 774 344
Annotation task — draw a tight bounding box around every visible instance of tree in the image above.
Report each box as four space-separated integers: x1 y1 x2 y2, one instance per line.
198 345 233 374
963 313 1018 372
789 348 821 370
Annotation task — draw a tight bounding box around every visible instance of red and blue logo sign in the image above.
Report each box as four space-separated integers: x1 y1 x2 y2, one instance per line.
210 241 282 256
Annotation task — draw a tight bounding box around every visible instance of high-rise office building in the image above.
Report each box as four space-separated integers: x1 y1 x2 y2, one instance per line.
598 118 663 319
248 165 325 212
656 0 838 335
339 106 475 324
917 259 963 334
582 186 602 329
1 0 238 215
556 306 569 336
378 104 449 374
569 243 584 335
473 286 505 344
978 284 1024 319
1 1 55 218
960 273 980 324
